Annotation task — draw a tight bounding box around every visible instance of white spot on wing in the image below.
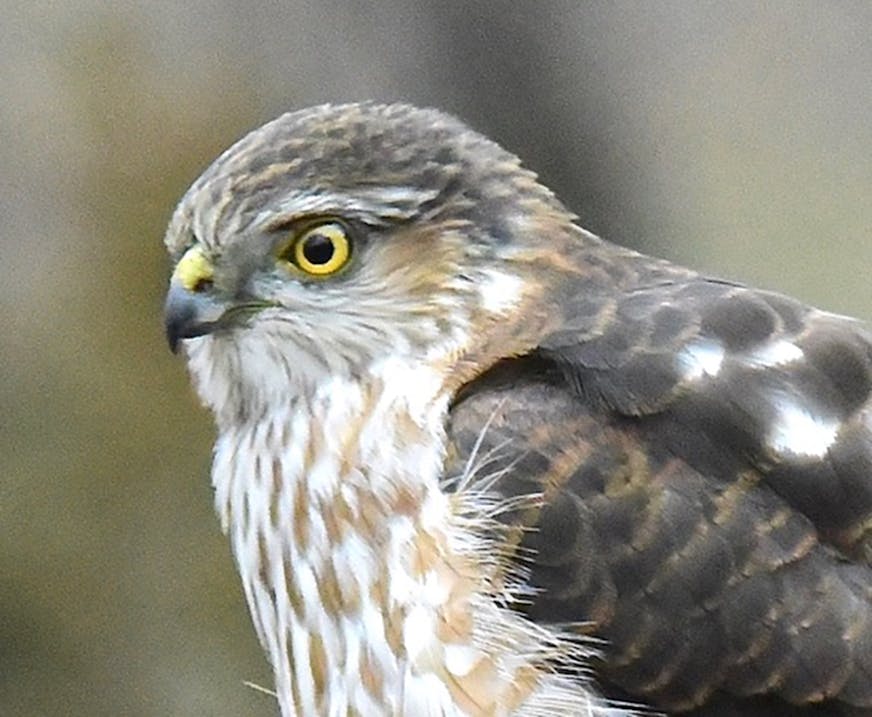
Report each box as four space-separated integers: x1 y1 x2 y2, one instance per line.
744 339 804 368
768 394 839 458
863 407 872 434
677 338 725 381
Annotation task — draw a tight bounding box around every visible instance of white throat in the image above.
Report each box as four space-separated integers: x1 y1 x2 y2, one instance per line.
209 357 623 716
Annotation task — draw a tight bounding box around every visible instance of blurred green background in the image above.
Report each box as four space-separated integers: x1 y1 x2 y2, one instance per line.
2 2 870 715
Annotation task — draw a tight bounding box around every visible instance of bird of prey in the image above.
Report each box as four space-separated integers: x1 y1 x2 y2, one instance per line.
164 103 872 716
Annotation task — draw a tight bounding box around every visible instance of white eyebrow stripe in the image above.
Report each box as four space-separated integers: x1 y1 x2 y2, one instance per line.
260 187 442 227
355 186 442 206
768 393 840 458
677 339 725 381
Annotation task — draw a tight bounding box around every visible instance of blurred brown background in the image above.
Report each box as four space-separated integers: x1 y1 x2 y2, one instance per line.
2 2 870 715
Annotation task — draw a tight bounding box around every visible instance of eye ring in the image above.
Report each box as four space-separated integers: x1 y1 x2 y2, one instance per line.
279 221 352 277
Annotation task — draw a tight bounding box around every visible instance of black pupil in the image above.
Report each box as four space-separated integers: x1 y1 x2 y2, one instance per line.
302 233 335 265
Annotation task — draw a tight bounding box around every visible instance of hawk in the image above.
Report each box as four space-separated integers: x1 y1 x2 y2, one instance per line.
164 103 872 716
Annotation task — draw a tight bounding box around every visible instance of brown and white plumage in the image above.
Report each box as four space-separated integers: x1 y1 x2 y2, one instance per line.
164 103 872 716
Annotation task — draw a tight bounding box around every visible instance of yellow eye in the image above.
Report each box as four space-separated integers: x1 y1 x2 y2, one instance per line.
281 221 351 276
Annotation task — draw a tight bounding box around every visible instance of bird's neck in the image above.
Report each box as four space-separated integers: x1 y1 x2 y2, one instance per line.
211 359 608 716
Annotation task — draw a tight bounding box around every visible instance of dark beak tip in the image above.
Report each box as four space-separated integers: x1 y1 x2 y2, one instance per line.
164 301 193 354
164 285 199 354
164 304 216 354
166 329 182 354
164 282 233 353
164 314 207 354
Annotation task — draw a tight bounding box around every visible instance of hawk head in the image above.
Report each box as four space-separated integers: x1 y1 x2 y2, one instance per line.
164 103 578 423
164 104 623 715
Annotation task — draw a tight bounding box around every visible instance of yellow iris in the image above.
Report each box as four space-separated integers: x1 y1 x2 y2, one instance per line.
280 221 351 277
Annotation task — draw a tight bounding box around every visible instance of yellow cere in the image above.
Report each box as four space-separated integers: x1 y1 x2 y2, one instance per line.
173 245 214 291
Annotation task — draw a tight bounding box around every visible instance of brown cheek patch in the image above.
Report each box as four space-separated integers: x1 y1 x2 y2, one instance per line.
363 222 469 303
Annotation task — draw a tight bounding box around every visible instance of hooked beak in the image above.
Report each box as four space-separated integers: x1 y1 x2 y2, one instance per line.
164 245 276 353
164 282 229 353
164 245 226 353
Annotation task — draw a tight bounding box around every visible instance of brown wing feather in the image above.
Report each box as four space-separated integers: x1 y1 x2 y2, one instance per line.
539 274 872 557
446 282 872 715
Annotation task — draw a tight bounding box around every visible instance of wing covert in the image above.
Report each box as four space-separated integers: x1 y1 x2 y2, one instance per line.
446 284 872 713
539 278 872 559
